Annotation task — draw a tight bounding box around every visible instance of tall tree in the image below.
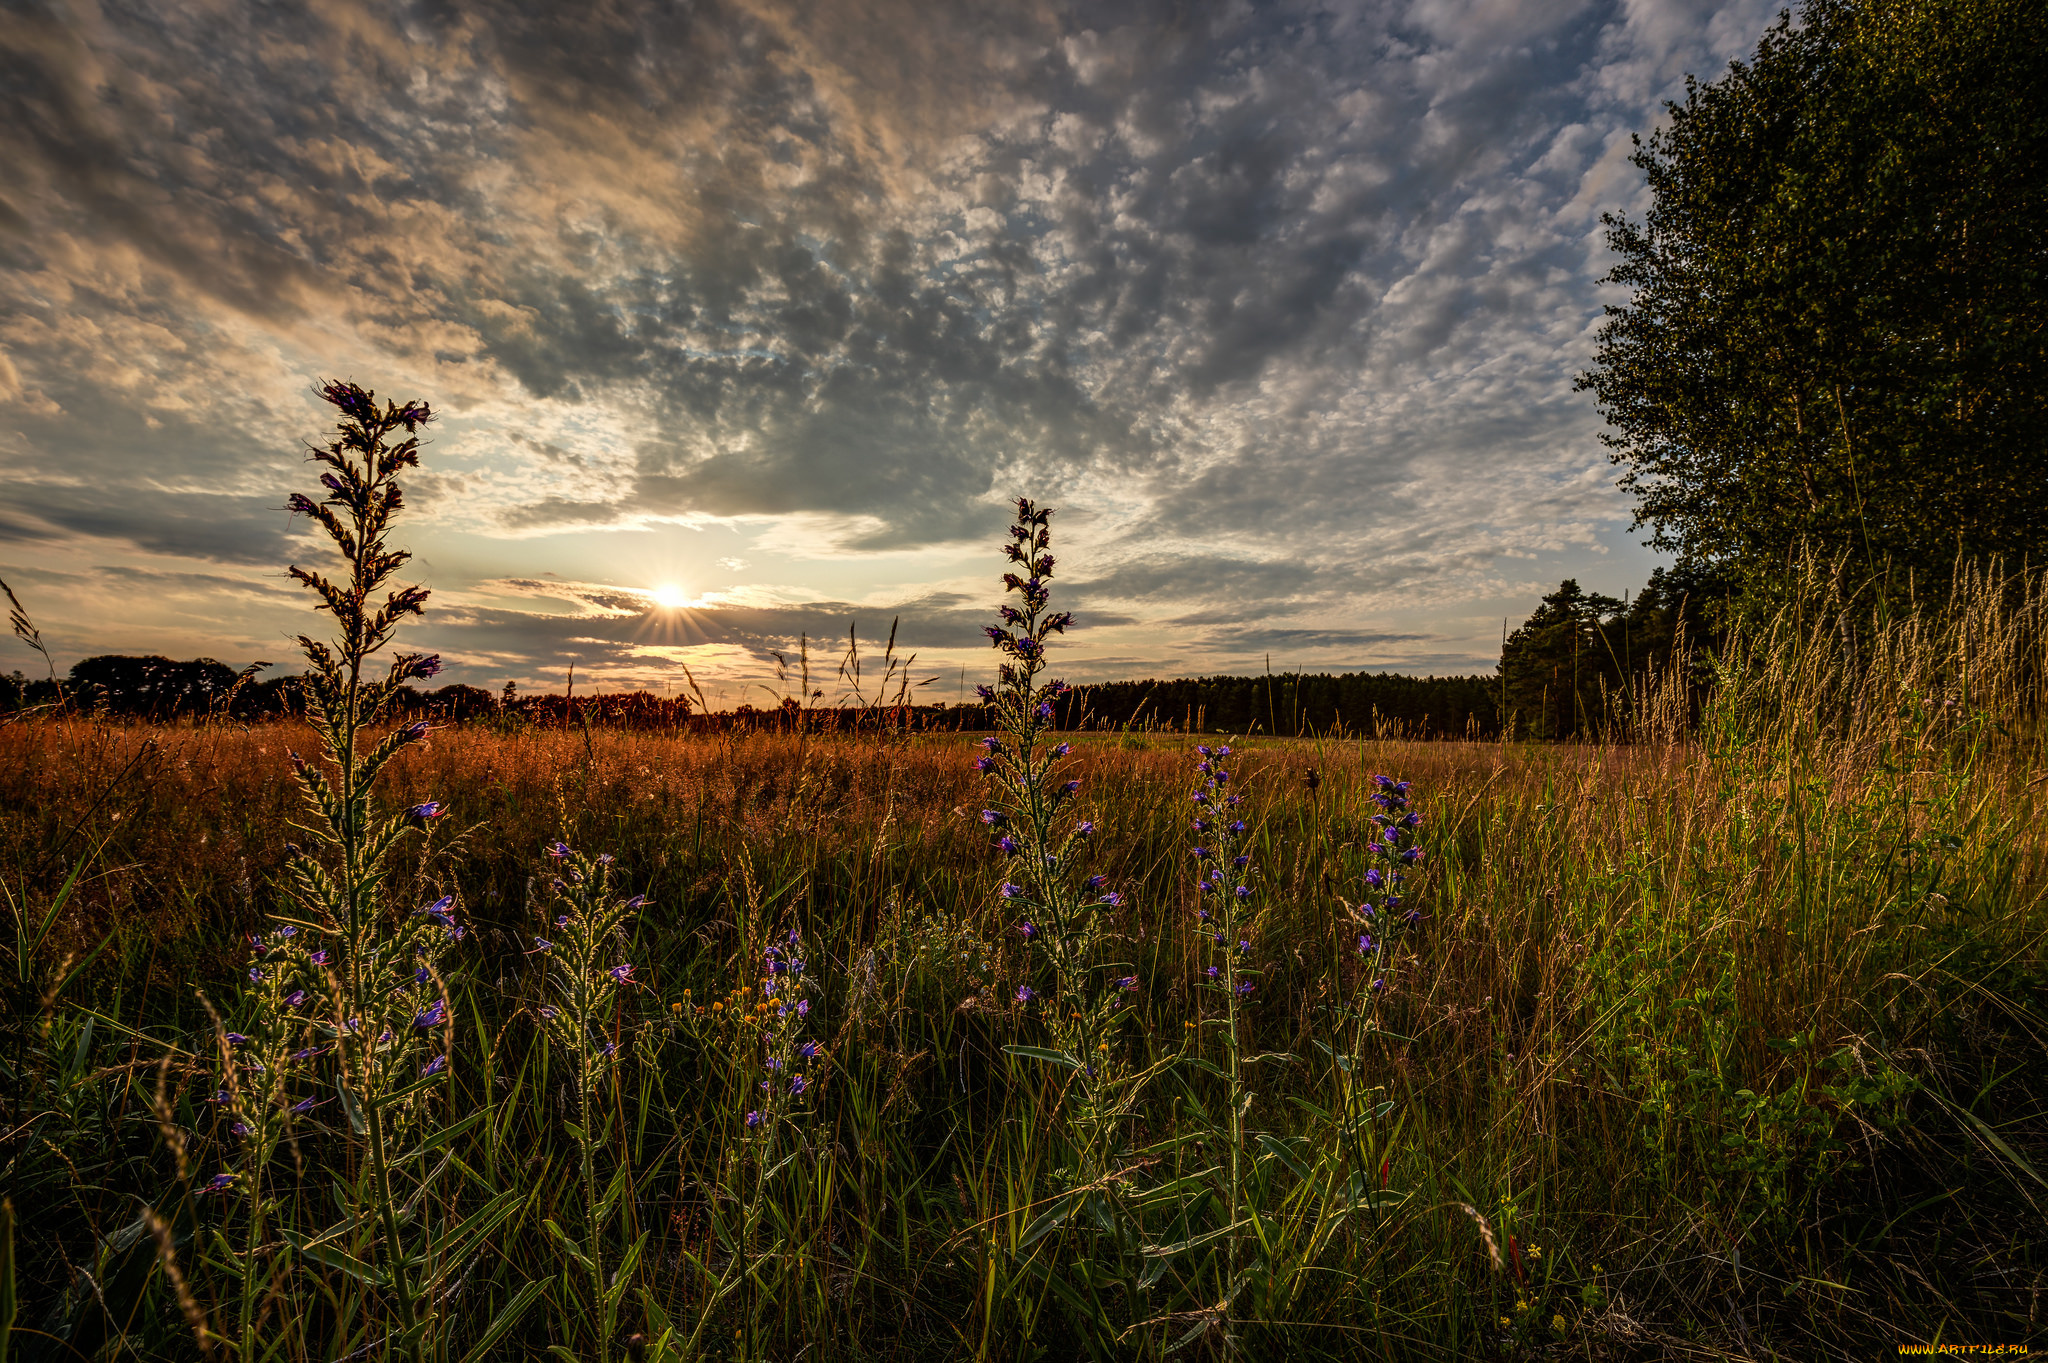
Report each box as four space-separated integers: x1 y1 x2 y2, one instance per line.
1579 0 2048 593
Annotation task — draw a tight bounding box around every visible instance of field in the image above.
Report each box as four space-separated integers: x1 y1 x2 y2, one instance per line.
5 569 2046 1359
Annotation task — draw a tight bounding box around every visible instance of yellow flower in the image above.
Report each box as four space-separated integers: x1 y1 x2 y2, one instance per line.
1551 1313 1568 1333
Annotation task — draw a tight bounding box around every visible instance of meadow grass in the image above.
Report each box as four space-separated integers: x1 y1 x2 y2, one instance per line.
4 626 2044 1358
3 393 2042 1358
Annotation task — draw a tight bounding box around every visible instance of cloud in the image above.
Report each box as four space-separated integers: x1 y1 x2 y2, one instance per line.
0 0 1784 683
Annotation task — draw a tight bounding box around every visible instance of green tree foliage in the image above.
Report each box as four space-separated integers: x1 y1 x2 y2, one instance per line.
1579 0 2048 592
1060 670 1498 737
1498 567 1721 739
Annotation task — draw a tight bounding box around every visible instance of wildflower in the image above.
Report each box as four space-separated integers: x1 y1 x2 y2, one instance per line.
1233 885 1251 899
789 1075 806 1096
980 809 1006 827
1084 874 1106 890
546 841 572 859
1017 921 1036 940
284 990 307 1008
308 950 330 966
406 801 445 822
248 967 264 983
1115 976 1138 991
290 1096 320 1114
795 999 810 1017
1099 891 1122 907
226 1033 250 1046
1206 966 1220 979
1000 835 1020 855
1000 882 1024 900
1015 985 1036 1004
418 894 456 924
533 937 553 952
745 1110 762 1128
798 1042 818 1059
608 963 634 984
414 999 448 1028
1051 742 1070 758
1235 981 1255 996
292 1045 328 1060
198 1173 236 1196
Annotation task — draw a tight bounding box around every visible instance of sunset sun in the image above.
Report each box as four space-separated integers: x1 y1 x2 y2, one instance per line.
647 583 688 610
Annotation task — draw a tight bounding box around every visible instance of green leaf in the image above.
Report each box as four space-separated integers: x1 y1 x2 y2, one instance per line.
280 1228 387 1287
457 1279 544 1363
336 1075 368 1136
1002 1044 1082 1071
1144 1217 1251 1258
543 1218 593 1275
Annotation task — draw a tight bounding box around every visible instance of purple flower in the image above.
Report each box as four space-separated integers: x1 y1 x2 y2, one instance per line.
546 841 572 859
798 1042 818 1059
1051 742 1070 758
415 1000 448 1028
795 999 810 1016
290 1096 319 1114
1228 820 1246 835
286 492 318 516
415 654 443 679
1057 780 1080 799
1400 847 1423 865
309 950 330 966
980 809 1006 827
1206 966 1219 979
1115 976 1138 992
198 1172 235 1196
746 1110 762 1128
1017 921 1036 940
790 1075 806 1095
622 894 648 909
1370 977 1386 993
419 895 455 924
1237 939 1251 954
400 720 430 741
1235 981 1255 997
1084 875 1106 891
1099 892 1122 907
292 1045 327 1060
1364 868 1383 889
975 684 995 702
248 967 264 983
1075 821 1095 836
999 835 1020 855
1233 885 1251 900
285 990 307 1009
608 963 635 984
533 937 552 952
975 756 996 772
1000 882 1024 900
232 1121 251 1137
1035 702 1053 720
1194 847 1211 860
1232 855 1249 869
226 1032 250 1046
1015 985 1035 1004
211 1089 231 1105
1358 935 1375 955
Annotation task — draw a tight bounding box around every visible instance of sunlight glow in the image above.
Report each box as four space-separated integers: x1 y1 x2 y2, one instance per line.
647 583 689 610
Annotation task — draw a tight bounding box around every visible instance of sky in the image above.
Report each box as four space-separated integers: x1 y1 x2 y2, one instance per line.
0 0 1782 704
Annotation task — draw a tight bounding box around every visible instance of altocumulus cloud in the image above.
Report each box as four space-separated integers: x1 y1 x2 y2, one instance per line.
0 0 1779 687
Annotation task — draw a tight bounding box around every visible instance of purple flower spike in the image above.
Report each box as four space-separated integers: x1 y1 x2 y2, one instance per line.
418 1054 447 1078
1206 965 1219 979
1015 985 1036 1004
533 935 554 952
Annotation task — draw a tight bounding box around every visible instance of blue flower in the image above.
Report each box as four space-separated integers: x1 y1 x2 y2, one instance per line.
1084 874 1106 890
406 801 445 822
1099 892 1122 907
226 1032 250 1046
745 1110 762 1128
1015 985 1035 1004
546 841 572 859
415 1000 447 1028
1017 921 1036 939
980 809 1006 827
198 1173 235 1196
1075 820 1095 836
1233 885 1251 900
609 963 634 984
308 950 330 966
291 1096 319 1114
798 1042 818 1060
790 1075 807 1095
1000 882 1024 900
